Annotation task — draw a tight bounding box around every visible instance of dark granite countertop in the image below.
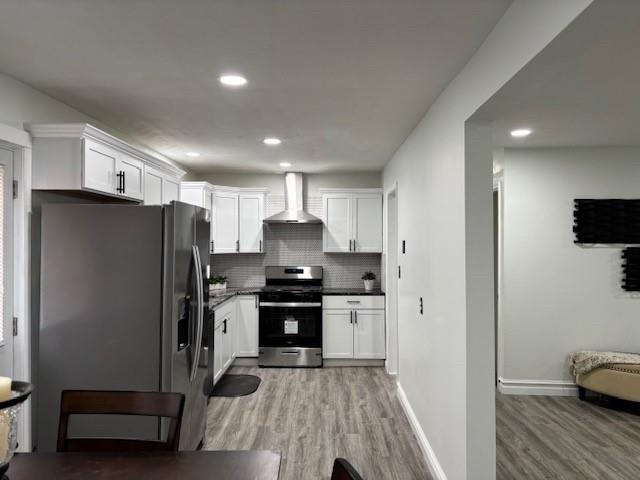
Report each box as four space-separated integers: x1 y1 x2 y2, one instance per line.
209 286 384 308
321 288 385 296
209 287 264 308
208 292 236 309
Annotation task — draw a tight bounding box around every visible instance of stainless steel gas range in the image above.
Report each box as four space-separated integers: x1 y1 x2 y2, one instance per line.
258 266 323 367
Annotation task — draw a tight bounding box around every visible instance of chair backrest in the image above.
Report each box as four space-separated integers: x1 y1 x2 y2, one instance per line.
331 458 365 480
57 390 185 453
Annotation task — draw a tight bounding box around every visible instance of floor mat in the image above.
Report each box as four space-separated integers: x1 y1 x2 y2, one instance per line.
210 374 261 397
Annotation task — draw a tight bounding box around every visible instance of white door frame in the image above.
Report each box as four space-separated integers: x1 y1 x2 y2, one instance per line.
384 182 399 375
493 172 504 382
0 123 32 451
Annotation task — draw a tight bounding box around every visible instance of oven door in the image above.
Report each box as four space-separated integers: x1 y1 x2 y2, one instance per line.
259 302 322 348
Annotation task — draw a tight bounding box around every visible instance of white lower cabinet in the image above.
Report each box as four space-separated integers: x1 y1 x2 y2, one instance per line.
323 296 386 360
353 310 385 359
323 310 355 358
213 321 224 383
212 300 236 384
236 295 259 357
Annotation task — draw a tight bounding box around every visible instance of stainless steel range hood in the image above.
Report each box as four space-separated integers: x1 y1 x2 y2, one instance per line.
264 172 322 224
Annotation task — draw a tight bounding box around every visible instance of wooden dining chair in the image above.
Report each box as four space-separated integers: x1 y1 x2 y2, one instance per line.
57 390 185 452
331 458 365 480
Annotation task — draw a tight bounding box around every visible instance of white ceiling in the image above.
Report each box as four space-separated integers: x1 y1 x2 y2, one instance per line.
0 0 511 173
471 0 640 148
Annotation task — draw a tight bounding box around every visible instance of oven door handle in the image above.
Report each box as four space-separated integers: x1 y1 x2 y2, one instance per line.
259 302 322 308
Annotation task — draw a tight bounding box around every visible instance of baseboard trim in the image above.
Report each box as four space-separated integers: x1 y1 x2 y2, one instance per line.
498 377 578 396
233 357 258 366
396 382 447 480
323 359 385 367
232 358 386 368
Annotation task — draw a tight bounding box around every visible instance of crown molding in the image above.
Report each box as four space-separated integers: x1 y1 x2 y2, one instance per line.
181 181 269 195
25 123 186 178
318 187 383 194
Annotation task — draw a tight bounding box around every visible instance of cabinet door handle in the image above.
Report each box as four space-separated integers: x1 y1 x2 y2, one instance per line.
236 240 239 252
255 296 258 309
259 240 262 252
122 170 126 194
116 171 124 193
223 318 227 334
354 310 358 324
352 239 356 252
350 311 353 324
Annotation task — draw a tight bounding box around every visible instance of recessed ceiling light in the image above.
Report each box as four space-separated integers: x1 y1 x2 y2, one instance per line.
510 128 532 138
219 75 247 87
186 152 200 157
264 137 282 146
279 162 292 167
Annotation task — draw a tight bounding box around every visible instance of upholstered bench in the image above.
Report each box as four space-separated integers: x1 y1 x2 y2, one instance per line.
576 363 640 402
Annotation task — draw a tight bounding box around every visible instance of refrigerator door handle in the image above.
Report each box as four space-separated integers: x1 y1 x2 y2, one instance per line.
190 245 204 382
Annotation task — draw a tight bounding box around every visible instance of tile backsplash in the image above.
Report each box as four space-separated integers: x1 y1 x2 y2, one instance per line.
209 196 381 288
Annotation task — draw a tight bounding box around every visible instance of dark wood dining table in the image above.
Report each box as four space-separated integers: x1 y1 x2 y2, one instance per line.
8 450 281 479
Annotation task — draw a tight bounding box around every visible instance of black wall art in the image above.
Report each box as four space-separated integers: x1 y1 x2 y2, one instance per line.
622 248 640 292
573 199 640 244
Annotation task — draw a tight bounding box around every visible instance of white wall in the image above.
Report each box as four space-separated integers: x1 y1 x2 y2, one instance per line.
0 72 177 165
185 171 381 196
500 147 640 388
381 1 592 479
0 73 95 129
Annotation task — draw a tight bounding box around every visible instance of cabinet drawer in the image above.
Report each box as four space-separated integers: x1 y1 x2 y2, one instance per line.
323 295 384 310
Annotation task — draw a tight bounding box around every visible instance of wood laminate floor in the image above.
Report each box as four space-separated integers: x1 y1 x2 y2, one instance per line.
497 393 640 479
205 366 432 480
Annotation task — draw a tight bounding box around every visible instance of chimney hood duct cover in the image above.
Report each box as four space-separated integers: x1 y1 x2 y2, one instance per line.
263 172 322 224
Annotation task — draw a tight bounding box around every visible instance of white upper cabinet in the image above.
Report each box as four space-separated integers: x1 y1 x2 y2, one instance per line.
321 189 382 253
179 182 212 209
353 193 383 252
163 178 180 204
83 139 117 195
143 167 163 205
239 193 264 253
27 123 185 201
144 166 180 205
117 154 144 200
182 182 266 254
323 193 352 253
212 190 239 254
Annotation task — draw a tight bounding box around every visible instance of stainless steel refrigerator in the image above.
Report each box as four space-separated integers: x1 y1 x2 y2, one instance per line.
36 201 210 452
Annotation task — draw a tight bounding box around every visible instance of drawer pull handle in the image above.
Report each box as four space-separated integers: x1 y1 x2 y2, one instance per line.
347 300 361 304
